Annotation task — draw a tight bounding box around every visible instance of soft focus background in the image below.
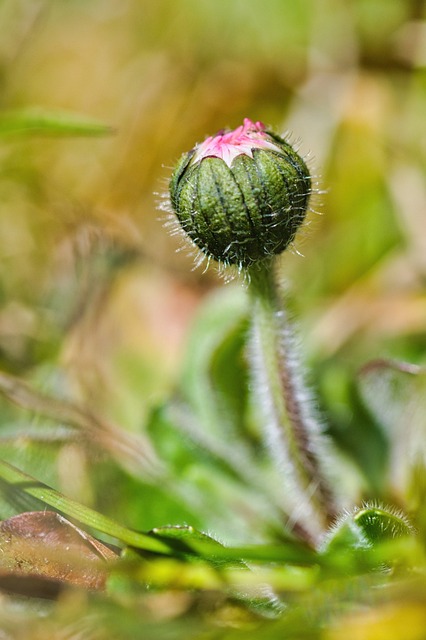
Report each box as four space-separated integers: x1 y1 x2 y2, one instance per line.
0 0 426 636
0 0 425 569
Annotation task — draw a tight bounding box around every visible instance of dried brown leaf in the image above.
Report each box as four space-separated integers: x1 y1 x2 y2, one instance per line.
0 511 118 597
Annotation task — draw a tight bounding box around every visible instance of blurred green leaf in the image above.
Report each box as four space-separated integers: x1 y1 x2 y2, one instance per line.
208 316 250 437
358 359 426 513
148 286 296 542
179 285 249 440
0 0 423 636
0 108 113 137
0 459 170 554
147 405 287 544
317 360 390 494
0 368 163 480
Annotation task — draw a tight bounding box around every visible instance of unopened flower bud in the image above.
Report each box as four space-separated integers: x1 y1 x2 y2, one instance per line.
169 118 311 268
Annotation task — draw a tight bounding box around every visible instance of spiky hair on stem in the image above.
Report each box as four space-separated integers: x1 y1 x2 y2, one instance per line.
167 119 315 272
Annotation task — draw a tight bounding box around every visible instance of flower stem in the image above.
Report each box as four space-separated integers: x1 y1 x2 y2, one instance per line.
248 258 338 545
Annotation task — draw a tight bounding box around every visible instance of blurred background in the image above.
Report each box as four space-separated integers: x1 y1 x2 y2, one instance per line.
0 0 425 534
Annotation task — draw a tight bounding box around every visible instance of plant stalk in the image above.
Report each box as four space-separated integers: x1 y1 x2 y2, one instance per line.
248 258 338 546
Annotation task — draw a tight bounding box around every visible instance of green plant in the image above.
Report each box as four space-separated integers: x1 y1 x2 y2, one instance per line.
0 116 425 640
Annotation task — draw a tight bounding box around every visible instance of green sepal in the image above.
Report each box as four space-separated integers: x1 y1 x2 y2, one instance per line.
354 506 414 544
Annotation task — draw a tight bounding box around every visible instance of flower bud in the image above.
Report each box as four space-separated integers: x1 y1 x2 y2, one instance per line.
169 118 311 267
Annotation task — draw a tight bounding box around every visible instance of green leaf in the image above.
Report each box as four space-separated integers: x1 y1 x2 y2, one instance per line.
208 316 250 437
0 108 113 137
146 408 285 542
180 284 249 441
0 460 316 568
0 368 163 481
354 506 414 543
321 504 416 576
358 359 426 507
147 525 243 567
152 286 293 540
0 459 170 554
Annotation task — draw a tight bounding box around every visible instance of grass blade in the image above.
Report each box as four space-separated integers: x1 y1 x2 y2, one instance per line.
0 108 113 137
0 460 170 554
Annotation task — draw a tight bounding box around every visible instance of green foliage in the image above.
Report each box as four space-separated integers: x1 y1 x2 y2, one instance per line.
0 108 113 137
0 281 425 637
0 0 425 638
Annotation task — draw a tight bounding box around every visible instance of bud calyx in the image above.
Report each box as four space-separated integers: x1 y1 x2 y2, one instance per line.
169 119 311 268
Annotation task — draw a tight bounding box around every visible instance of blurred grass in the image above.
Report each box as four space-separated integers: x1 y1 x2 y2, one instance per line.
0 0 425 636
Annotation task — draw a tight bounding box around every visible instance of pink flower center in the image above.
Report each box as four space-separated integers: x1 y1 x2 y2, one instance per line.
191 118 281 167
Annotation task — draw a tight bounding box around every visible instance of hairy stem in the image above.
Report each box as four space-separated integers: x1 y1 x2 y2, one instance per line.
248 259 338 545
